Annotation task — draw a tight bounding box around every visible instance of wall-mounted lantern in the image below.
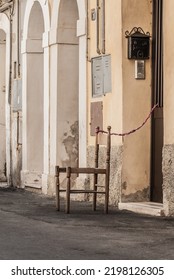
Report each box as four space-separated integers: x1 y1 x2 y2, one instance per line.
125 27 150 80
125 27 150 60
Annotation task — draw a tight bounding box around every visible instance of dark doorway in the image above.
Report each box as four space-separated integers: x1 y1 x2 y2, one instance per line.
151 0 163 203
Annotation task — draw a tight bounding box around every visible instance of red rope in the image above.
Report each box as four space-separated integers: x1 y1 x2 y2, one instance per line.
97 104 158 137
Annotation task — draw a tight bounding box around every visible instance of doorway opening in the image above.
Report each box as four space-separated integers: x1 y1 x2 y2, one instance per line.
151 0 163 203
26 1 44 175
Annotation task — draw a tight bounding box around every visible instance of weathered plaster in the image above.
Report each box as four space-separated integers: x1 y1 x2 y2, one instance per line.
21 171 42 189
122 0 152 200
11 113 22 187
121 185 150 202
162 145 174 216
62 121 79 167
87 145 123 206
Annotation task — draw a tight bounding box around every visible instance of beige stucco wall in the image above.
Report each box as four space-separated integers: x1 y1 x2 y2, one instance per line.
162 0 174 215
163 0 174 145
87 0 123 147
87 0 152 204
86 0 124 205
121 0 152 200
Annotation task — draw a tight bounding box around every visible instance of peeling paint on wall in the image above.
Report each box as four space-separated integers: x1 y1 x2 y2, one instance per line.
121 186 150 202
87 145 123 206
163 144 174 216
0 163 6 182
62 121 79 167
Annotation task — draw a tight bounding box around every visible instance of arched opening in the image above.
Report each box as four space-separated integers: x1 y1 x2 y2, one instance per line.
0 29 6 182
22 0 50 191
57 0 79 167
26 1 44 174
26 1 44 178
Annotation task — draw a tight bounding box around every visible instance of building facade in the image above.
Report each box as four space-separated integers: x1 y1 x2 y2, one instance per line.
0 0 174 216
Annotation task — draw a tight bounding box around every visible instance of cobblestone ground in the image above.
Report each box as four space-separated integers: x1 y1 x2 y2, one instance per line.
0 187 174 260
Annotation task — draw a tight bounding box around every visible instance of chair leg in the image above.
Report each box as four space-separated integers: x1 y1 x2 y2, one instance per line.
104 171 109 214
104 189 109 214
93 132 99 211
104 126 111 213
55 166 60 211
66 167 71 214
93 173 98 211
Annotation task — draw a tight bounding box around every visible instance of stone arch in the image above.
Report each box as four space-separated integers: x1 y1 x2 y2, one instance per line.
51 0 86 28
21 0 50 191
23 0 50 39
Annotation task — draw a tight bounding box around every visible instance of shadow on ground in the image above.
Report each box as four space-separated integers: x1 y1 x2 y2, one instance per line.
0 187 174 260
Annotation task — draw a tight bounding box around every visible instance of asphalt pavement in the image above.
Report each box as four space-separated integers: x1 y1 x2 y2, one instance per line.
0 187 174 260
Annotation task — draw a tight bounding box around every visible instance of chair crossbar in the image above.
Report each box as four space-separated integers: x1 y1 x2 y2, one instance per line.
94 184 105 188
69 190 106 194
68 167 107 175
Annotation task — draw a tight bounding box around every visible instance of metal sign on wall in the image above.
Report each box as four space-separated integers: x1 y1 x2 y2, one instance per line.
91 55 112 97
90 101 103 136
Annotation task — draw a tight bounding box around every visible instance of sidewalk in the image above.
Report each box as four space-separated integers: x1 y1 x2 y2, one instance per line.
0 187 174 260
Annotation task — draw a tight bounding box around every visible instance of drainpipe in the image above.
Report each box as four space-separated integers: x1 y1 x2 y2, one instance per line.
101 0 105 54
86 0 90 61
96 0 101 54
17 0 20 77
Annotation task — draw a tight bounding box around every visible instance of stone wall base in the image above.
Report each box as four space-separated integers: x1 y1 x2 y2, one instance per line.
163 144 174 216
87 145 123 206
21 170 42 189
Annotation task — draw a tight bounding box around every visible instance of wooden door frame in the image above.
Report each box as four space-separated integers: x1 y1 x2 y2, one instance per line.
150 0 163 203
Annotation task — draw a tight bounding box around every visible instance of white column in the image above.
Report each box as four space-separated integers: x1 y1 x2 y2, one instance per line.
21 38 45 189
42 31 50 194
21 40 28 174
77 18 87 167
49 29 59 175
5 22 11 184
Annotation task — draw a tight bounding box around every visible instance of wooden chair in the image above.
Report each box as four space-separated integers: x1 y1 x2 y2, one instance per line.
55 126 111 213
